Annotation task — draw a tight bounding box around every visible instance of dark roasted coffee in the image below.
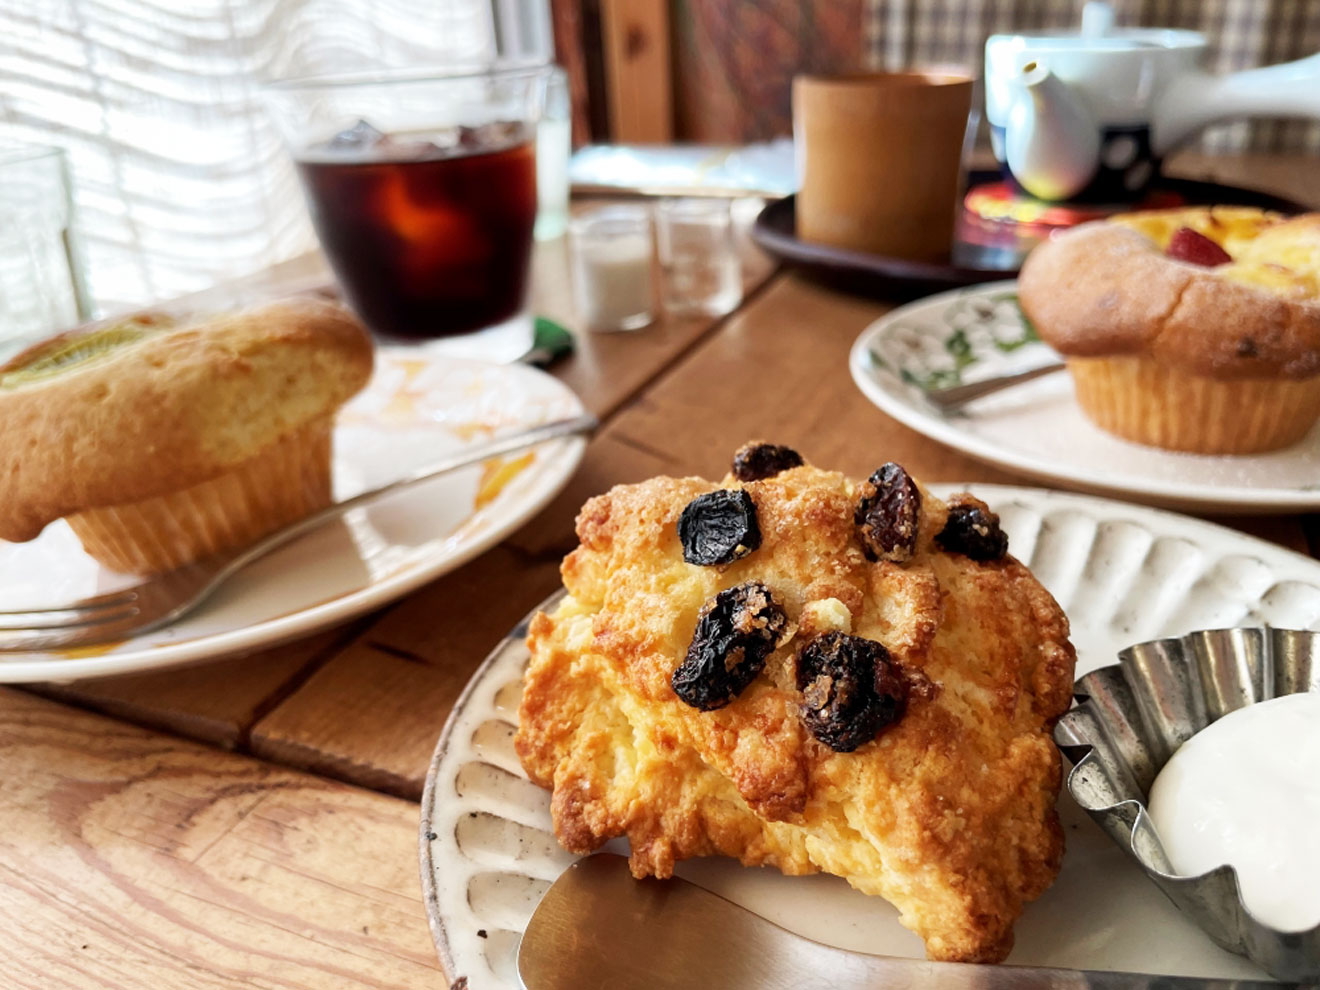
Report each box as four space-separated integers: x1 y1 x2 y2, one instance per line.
297 121 537 338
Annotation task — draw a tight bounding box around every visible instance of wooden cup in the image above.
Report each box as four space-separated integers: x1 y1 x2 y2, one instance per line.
794 72 973 262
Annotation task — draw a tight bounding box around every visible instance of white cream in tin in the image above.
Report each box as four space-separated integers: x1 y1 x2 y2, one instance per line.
1148 691 1320 932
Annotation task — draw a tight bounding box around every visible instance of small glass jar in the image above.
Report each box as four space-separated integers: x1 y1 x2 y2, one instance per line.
568 205 654 333
655 197 742 317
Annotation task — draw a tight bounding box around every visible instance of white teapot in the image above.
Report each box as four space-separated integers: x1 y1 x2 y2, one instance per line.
984 2 1320 202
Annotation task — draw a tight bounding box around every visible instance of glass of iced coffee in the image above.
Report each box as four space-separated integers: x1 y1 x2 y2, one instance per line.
265 65 549 352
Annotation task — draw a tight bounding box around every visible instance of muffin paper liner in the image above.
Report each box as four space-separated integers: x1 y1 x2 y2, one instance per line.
68 419 332 574
1066 358 1320 455
1053 627 1320 981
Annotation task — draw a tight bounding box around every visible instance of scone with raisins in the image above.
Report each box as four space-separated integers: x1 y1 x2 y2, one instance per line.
515 444 1075 963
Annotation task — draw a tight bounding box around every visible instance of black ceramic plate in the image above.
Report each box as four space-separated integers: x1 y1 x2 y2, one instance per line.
753 170 1307 299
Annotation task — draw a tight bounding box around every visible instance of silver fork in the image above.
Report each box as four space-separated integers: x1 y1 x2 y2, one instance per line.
922 360 1066 412
0 413 597 653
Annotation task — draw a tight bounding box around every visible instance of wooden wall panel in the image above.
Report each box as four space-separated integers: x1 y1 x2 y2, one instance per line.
601 0 675 142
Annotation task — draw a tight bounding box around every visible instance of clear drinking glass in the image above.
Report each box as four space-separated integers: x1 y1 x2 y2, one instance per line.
0 144 91 361
263 65 551 357
534 66 571 241
569 205 654 332
655 198 742 317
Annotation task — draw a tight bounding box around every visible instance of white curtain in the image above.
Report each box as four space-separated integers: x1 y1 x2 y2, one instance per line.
0 0 551 316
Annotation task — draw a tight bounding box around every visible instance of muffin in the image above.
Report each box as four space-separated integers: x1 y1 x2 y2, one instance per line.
1018 206 1320 454
515 443 1076 963
0 298 373 574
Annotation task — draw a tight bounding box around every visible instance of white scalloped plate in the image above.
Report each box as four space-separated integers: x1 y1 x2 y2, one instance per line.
0 350 586 682
421 484 1320 989
849 282 1320 514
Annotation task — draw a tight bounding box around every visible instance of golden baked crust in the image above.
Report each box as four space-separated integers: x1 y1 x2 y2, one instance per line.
0 298 373 543
515 461 1075 963
1018 207 1320 380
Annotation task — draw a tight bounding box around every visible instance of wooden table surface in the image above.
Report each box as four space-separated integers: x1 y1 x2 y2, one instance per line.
4 153 1318 989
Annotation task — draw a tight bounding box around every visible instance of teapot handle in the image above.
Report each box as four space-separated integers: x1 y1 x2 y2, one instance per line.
1154 53 1320 154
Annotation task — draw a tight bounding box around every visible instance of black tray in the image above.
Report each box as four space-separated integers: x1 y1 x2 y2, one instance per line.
752 170 1307 300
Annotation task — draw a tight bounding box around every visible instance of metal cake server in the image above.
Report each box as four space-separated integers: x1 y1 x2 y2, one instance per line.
517 854 1303 990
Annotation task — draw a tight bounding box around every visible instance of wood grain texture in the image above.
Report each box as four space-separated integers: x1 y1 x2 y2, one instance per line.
0 688 441 989
29 624 361 749
600 0 674 142
252 640 483 801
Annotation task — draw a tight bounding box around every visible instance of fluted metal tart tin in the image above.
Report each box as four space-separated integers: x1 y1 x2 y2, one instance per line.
1055 627 1320 981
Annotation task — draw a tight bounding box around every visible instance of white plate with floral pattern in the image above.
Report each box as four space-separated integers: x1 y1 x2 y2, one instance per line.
0 349 586 682
420 483 1320 989
849 282 1320 513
